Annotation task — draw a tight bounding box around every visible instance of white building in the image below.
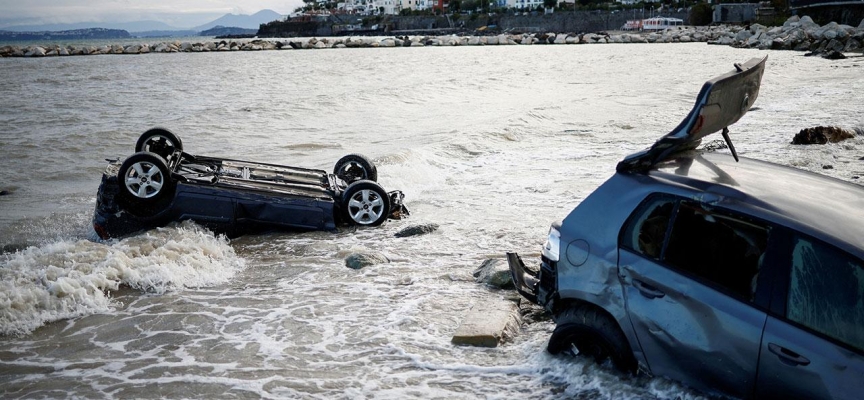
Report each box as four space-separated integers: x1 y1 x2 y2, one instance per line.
508 0 544 10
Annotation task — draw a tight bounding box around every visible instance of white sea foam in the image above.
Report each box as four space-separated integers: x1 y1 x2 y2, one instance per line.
0 221 243 336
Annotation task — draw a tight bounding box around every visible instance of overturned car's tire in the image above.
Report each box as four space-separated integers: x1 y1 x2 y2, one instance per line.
135 127 183 160
334 154 377 183
342 180 390 226
118 152 175 206
547 305 638 374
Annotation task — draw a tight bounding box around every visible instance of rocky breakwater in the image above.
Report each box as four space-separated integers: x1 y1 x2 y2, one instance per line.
2 15 862 58
0 39 282 57
709 16 864 58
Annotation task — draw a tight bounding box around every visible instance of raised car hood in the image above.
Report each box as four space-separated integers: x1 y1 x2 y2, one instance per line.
617 56 767 173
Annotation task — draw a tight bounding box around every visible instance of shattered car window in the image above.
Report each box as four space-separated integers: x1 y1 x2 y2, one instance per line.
788 236 864 352
622 196 769 300
622 196 675 260
663 201 768 300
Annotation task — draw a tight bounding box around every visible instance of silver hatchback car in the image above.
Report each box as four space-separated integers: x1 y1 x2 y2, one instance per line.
508 57 864 399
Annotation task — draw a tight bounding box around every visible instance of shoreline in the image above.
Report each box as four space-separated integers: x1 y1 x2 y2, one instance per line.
2 16 862 59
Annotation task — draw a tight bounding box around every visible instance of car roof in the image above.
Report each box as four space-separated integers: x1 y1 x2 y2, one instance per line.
646 151 864 257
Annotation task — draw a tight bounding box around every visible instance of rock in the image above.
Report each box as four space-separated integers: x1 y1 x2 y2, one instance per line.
2 243 27 254
344 251 390 269
452 298 521 347
823 50 847 59
380 38 395 47
792 126 855 144
123 44 141 54
24 46 46 57
394 223 439 238
472 258 514 289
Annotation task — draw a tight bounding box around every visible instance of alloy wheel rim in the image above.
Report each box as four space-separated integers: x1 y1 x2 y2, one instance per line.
124 161 164 198
348 189 384 224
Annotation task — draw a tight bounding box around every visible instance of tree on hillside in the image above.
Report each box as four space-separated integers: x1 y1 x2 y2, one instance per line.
689 2 713 25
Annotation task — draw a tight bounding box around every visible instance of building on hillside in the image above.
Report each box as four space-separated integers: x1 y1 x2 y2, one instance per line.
713 3 758 23
509 0 544 10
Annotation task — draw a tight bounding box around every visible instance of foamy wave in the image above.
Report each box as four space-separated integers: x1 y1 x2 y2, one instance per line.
0 221 244 336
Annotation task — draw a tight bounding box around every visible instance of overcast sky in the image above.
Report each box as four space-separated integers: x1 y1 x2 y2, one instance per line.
0 0 305 28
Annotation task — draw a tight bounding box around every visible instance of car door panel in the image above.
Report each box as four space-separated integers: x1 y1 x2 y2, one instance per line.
756 317 864 400
620 249 765 399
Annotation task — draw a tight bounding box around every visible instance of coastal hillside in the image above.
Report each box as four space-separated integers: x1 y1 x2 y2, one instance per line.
0 28 130 41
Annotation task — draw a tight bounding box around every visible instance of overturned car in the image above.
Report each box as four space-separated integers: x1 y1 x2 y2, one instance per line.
93 129 408 239
509 57 864 399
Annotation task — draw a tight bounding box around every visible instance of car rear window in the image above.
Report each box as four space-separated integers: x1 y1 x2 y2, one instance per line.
787 235 864 352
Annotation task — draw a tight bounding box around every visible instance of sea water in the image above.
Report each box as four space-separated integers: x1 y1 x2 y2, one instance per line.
0 43 862 399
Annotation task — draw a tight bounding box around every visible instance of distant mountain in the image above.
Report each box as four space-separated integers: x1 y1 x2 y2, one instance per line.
200 26 258 38
192 10 284 32
0 10 284 38
131 30 198 38
0 20 183 33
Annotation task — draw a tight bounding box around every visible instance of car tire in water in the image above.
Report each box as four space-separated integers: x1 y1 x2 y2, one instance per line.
118 152 175 205
547 304 638 374
342 180 390 226
135 127 183 160
334 154 377 183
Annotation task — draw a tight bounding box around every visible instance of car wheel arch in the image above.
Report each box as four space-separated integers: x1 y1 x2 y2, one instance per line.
549 298 646 374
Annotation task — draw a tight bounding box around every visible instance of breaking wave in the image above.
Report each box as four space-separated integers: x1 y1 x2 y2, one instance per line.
0 221 244 336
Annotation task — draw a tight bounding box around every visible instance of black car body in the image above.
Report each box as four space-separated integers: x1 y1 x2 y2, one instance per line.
508 57 864 399
93 129 407 239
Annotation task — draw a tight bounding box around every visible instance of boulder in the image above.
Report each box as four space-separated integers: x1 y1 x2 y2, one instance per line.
180 42 193 51
823 50 847 59
345 251 390 269
792 126 855 144
735 30 752 42
472 259 514 289
380 38 396 47
451 298 521 347
123 44 141 54
394 223 439 238
24 46 46 57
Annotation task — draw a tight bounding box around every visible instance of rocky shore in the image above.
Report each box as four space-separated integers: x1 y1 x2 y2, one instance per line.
2 16 862 59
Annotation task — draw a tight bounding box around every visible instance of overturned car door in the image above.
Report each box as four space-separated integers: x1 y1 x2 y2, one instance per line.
618 195 776 398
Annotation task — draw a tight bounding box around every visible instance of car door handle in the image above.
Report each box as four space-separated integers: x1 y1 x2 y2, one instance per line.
633 279 665 299
768 343 811 367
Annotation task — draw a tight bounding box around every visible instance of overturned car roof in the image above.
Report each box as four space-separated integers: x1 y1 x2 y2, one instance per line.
618 56 767 173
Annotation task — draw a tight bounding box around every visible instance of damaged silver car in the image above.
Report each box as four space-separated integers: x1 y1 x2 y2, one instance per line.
508 56 864 399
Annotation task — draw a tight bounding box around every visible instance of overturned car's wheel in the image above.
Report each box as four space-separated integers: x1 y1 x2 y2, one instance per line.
334 154 377 183
135 127 183 160
342 180 390 226
118 152 175 205
547 305 638 374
